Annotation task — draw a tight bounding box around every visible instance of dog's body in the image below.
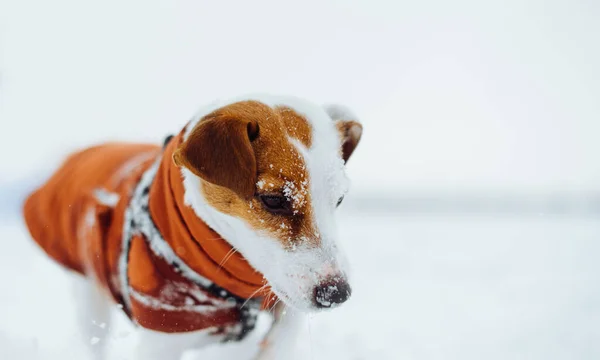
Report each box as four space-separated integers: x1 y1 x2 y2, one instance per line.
23 95 362 360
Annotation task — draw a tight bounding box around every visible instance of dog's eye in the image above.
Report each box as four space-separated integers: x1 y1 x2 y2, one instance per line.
259 194 293 215
336 195 344 207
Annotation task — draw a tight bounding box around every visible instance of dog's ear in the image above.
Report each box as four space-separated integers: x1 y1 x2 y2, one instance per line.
323 104 363 163
173 115 260 199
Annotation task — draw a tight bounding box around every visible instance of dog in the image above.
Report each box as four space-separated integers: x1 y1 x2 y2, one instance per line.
23 95 363 360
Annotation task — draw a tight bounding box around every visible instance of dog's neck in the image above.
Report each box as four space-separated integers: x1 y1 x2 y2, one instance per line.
145 133 273 300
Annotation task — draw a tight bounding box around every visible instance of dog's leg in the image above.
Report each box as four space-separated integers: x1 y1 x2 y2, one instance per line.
72 276 112 360
255 303 304 360
133 328 220 360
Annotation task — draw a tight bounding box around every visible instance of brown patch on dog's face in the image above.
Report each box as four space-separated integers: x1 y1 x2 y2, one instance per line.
276 106 312 148
185 101 319 249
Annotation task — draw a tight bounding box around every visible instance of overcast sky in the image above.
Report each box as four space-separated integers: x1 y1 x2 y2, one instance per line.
1 0 599 193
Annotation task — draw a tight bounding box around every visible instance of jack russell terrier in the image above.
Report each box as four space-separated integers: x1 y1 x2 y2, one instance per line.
23 95 363 360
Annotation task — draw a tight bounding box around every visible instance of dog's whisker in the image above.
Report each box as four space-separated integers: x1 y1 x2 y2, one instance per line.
216 247 238 272
268 299 278 312
267 298 281 313
240 284 269 309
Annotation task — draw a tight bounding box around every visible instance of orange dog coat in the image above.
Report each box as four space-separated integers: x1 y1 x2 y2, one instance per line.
23 134 275 338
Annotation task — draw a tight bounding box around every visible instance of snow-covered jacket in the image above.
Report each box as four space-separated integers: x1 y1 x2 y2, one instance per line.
23 133 275 338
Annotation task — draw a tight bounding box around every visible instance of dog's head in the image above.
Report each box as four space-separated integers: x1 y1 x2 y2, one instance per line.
174 95 362 312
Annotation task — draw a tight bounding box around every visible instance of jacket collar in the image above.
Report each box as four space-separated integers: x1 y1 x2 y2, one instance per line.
148 133 273 300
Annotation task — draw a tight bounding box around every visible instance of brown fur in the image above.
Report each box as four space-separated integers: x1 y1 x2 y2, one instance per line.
179 101 320 249
276 106 312 148
173 101 265 199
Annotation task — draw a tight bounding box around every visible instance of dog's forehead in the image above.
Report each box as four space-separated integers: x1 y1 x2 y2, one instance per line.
250 96 347 188
187 95 338 143
186 95 349 198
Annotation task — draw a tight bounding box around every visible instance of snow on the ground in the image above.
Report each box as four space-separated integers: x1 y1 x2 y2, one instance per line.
1 212 600 359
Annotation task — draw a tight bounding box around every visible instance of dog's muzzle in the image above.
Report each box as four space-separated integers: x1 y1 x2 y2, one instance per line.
313 276 351 308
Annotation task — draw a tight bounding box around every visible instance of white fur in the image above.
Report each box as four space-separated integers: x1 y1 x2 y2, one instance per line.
322 103 358 122
255 303 305 360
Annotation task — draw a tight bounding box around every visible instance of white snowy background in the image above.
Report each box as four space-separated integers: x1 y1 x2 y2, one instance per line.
1 0 600 359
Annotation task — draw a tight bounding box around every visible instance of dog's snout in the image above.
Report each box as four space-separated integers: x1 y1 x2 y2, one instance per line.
313 277 351 309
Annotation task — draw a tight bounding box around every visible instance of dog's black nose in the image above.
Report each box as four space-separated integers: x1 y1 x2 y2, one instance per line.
313 277 351 308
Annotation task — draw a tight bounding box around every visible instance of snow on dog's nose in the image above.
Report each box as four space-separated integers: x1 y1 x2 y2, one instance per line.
313 275 351 308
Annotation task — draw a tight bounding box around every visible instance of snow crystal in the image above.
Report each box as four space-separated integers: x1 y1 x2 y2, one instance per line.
84 206 96 228
129 289 235 313
93 188 120 207
92 321 107 329
282 179 307 210
111 151 157 184
77 206 97 247
116 331 130 339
